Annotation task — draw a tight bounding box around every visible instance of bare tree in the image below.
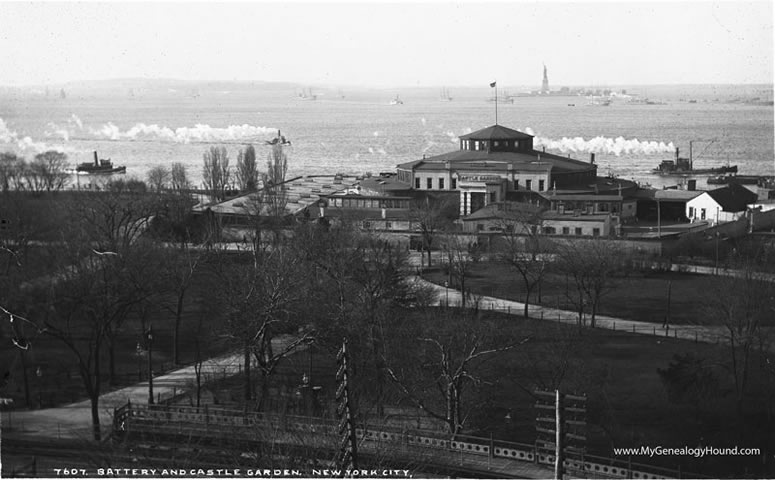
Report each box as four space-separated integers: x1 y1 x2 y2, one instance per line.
236 145 259 192
146 165 171 192
29 151 70 192
409 195 454 268
158 244 201 365
202 146 231 202
496 205 550 318
386 308 529 435
557 240 624 328
170 162 190 191
0 152 24 192
699 247 775 418
442 234 478 308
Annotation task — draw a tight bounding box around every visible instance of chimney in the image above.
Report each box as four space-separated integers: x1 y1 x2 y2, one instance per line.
675 147 679 161
542 146 546 153
94 151 99 166
590 153 596 165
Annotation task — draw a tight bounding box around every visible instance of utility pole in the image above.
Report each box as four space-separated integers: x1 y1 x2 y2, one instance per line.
555 390 564 480
535 390 587 480
335 338 358 470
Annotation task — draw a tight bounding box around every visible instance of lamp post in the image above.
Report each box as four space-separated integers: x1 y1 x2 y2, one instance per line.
444 281 449 307
135 342 143 381
146 324 154 405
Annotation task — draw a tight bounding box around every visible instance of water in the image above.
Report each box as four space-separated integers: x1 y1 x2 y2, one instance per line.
1 84 772 190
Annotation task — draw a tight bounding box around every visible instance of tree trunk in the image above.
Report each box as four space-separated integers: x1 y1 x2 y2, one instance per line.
243 340 252 402
108 334 116 385
91 343 102 441
18 349 30 408
173 293 185 365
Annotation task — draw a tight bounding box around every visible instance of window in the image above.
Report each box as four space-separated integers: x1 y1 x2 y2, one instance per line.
474 142 480 151
385 221 392 229
526 179 532 191
493 141 500 147
539 180 545 191
451 178 457 189
593 228 600 237
415 178 420 189
514 179 519 189
688 206 695 218
427 178 433 189
477 224 484 231
575 227 583 235
439 178 445 189
544 226 555 234
701 208 706 220
562 227 570 235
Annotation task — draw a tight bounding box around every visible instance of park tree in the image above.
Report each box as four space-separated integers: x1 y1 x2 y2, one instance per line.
386 308 529 435
236 145 259 192
699 246 775 418
441 233 479 308
556 240 625 328
26 151 70 192
0 152 25 192
211 243 310 409
170 162 190 191
495 204 550 318
146 165 171 192
202 146 231 202
408 195 455 268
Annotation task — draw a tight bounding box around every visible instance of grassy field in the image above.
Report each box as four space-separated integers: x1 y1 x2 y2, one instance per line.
424 260 732 325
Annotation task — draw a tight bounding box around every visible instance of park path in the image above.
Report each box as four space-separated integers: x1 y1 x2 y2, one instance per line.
1 337 294 441
411 275 736 345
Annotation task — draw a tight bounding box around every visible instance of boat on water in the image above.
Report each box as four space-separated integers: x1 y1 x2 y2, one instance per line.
389 94 403 105
297 88 317 101
707 174 775 187
653 142 737 176
439 87 453 102
74 151 127 175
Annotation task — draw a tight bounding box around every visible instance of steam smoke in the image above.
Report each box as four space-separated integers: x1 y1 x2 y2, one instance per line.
524 128 674 156
0 118 74 154
90 122 277 143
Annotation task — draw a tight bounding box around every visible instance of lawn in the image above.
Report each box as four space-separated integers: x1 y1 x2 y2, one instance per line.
424 260 732 326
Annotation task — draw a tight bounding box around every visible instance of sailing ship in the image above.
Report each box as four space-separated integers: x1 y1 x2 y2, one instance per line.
297 88 317 101
439 87 453 102
389 94 403 105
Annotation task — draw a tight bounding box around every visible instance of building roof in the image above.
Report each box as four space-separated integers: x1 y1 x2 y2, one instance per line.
199 175 359 216
540 193 624 202
705 183 758 212
459 124 534 141
397 150 591 173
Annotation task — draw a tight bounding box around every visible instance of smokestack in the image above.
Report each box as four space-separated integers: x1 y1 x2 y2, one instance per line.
590 153 596 165
94 151 99 166
542 146 546 153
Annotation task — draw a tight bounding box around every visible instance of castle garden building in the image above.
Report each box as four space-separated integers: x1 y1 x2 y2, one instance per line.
395 124 598 216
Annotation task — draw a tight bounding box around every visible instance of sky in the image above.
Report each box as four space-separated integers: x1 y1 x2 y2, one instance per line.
0 1 772 88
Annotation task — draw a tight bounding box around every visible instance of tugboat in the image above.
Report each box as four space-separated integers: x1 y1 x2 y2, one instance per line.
75 151 127 174
653 141 737 176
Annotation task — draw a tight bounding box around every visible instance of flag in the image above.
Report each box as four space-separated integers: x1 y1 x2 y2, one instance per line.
490 81 497 88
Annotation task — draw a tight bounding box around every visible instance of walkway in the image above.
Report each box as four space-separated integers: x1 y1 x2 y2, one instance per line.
412 275 735 345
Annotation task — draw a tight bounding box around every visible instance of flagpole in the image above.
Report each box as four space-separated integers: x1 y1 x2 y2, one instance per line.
494 82 498 125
